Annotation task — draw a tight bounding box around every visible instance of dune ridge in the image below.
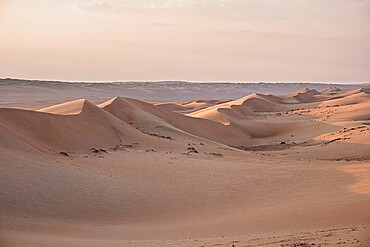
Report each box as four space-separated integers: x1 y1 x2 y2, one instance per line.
38 99 88 115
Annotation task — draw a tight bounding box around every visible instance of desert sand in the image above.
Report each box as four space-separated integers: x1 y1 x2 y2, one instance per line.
0 81 369 247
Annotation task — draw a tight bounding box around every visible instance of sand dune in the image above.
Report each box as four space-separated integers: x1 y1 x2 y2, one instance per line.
320 86 341 94
100 97 251 146
0 84 369 247
38 99 88 115
1 78 366 109
0 99 147 153
155 99 229 114
188 93 285 124
292 88 321 103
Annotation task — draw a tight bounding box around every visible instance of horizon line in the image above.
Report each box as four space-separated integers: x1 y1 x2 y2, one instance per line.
1 77 369 85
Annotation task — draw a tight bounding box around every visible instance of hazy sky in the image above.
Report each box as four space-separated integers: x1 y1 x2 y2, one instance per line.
0 0 369 82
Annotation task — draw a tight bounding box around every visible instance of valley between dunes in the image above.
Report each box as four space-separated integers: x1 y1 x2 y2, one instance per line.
0 84 369 246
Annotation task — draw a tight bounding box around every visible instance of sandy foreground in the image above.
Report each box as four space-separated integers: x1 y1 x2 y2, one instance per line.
0 82 369 246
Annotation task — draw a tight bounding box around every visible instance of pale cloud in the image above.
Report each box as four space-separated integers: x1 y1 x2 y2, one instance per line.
76 0 370 26
77 0 370 11
78 0 129 13
77 0 228 13
357 0 370 7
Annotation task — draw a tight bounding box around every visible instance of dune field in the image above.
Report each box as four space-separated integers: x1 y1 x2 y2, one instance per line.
0 82 369 247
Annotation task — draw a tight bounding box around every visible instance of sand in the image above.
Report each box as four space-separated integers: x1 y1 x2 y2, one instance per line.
0 81 369 247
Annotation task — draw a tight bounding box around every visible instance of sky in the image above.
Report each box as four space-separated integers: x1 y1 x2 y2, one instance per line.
0 0 369 82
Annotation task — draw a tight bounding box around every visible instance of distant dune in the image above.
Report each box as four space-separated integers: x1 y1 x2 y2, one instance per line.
0 78 367 108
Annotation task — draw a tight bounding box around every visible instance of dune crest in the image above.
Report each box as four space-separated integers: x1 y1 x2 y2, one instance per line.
38 99 88 115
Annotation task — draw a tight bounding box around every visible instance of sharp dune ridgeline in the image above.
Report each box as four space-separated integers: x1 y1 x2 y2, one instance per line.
0 82 369 247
